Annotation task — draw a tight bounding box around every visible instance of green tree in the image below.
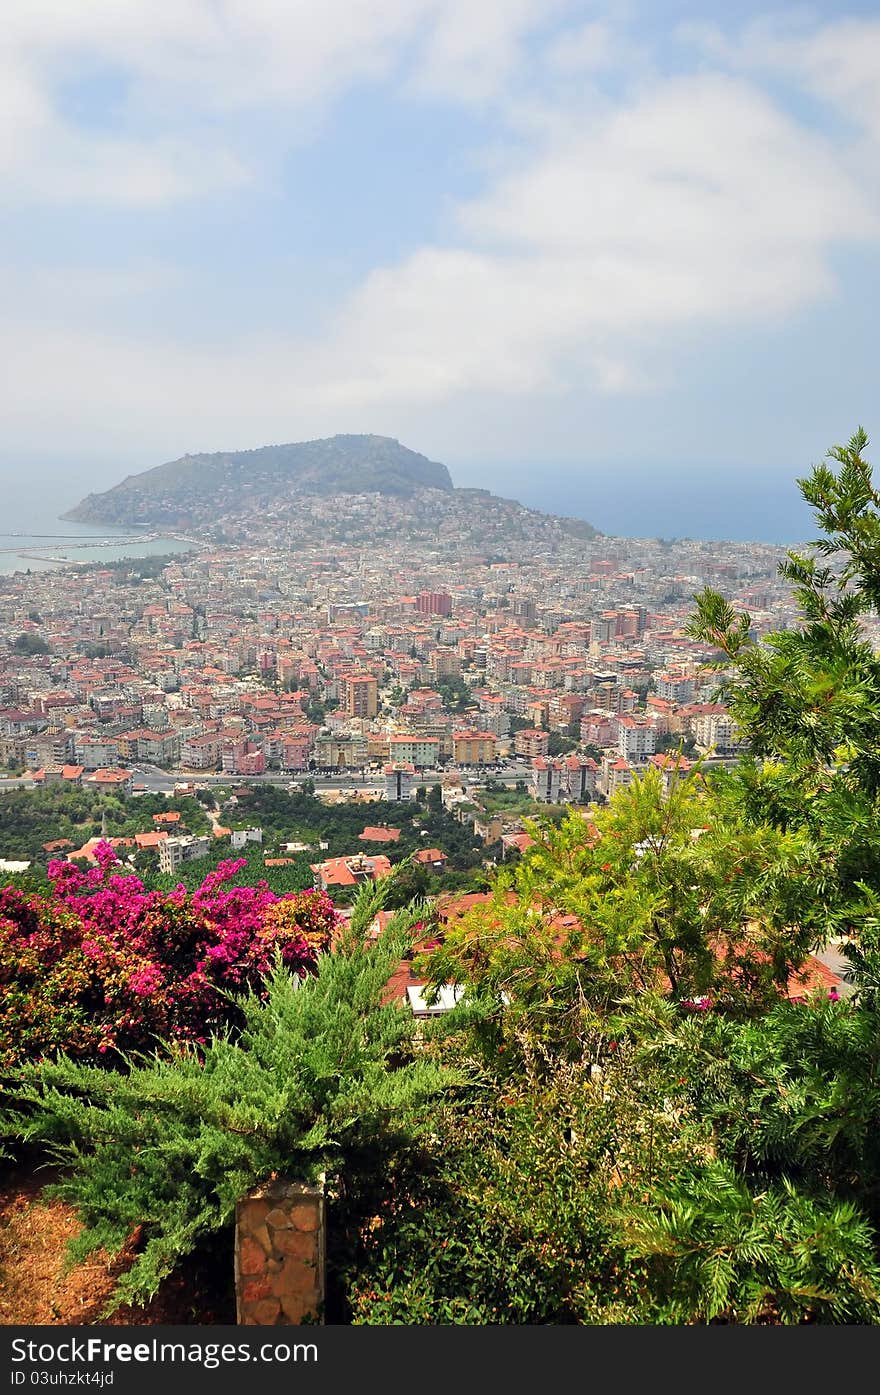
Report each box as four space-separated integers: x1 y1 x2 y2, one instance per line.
687 427 880 922
2 889 457 1311
547 731 577 757
424 765 823 1052
12 633 49 655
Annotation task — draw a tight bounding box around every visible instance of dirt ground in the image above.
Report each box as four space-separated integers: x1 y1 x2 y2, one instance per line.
0 1164 235 1325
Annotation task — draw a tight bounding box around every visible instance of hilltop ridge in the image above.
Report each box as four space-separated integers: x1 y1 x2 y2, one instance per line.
61 433 598 545
62 434 454 528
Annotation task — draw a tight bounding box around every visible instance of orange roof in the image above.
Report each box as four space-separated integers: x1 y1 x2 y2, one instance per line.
359 825 402 843
311 854 393 886
134 831 169 848
152 811 181 824
414 847 446 863
501 832 535 853
787 955 844 1002
311 857 357 886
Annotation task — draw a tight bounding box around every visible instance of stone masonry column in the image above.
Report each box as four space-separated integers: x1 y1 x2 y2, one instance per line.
235 1178 325 1325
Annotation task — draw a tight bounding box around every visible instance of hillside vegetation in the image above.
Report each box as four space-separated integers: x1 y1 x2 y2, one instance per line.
60 432 598 543
6 430 880 1324
63 434 453 526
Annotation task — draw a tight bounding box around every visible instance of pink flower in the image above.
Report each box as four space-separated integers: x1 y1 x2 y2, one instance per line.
128 964 164 997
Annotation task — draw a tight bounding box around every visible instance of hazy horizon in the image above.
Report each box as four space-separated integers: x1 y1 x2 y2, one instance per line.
0 444 816 547
1 0 878 532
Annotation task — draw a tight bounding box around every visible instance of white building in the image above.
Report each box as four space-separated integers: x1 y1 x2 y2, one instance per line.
230 826 263 849
531 757 562 803
617 717 657 764
693 712 745 754
158 835 212 875
385 763 417 801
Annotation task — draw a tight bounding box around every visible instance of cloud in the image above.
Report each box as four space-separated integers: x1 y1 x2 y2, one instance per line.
406 0 569 104
0 0 564 204
683 14 880 152
286 59 879 411
0 5 879 462
543 19 615 73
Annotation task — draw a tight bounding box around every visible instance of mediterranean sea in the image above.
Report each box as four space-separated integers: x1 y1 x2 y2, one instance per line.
0 511 194 576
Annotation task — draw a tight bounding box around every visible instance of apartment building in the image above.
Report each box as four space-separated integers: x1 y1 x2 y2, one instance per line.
416 591 452 617
222 737 267 776
181 734 222 770
453 731 497 765
344 673 379 720
514 728 550 759
385 763 417 801
314 736 369 769
531 756 562 803
387 734 440 768
561 755 598 802
693 711 745 754
655 672 696 704
158 834 212 875
74 735 121 770
617 716 657 764
430 649 462 681
600 757 635 799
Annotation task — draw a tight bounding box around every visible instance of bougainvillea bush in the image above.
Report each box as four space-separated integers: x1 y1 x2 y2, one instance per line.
0 842 337 1069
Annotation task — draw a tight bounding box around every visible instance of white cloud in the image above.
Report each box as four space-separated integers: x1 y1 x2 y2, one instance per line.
0 6 879 460
543 19 614 73
0 0 566 204
406 0 568 104
679 14 880 148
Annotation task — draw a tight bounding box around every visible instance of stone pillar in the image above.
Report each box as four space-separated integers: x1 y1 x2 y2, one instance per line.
235 1178 325 1325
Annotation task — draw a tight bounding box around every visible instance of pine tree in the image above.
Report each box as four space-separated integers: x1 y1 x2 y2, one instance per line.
2 891 458 1310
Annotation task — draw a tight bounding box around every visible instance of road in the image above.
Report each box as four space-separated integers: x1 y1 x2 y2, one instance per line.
0 761 534 796
128 763 534 795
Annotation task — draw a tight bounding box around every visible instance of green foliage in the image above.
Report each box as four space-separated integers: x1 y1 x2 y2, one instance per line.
687 428 880 921
0 786 211 861
2 900 457 1311
219 784 485 880
12 633 49 655
336 1021 880 1324
11 428 880 1326
424 767 822 1048
436 675 472 713
621 1166 880 1324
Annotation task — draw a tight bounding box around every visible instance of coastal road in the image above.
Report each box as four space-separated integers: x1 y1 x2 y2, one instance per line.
129 764 535 795
0 764 535 796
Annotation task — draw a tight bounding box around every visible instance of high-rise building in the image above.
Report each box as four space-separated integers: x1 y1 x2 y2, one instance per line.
345 673 378 720
384 763 417 801
416 591 452 617
453 731 497 765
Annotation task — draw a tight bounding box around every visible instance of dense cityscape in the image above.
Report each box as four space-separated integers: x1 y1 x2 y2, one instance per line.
4 0 880 1344
0 500 807 875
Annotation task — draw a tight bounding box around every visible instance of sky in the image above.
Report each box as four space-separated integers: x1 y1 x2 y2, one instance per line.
2 0 880 540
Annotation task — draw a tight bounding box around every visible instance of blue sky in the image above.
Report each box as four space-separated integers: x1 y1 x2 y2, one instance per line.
2 0 880 538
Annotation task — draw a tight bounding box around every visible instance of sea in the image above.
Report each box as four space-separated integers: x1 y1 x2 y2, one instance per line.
508 467 817 547
0 454 817 565
0 514 194 576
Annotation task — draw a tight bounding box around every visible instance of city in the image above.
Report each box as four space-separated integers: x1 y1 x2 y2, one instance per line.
0 522 805 836
2 0 879 1346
